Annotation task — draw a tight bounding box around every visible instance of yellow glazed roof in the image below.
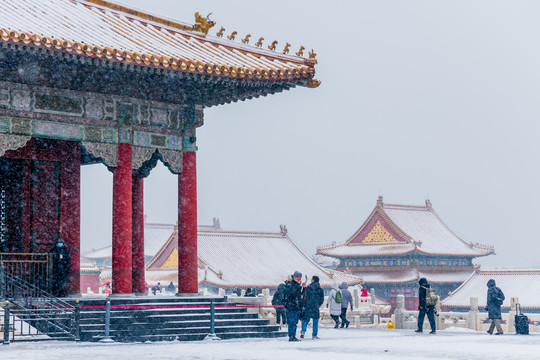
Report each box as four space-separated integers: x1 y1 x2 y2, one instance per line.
0 0 320 86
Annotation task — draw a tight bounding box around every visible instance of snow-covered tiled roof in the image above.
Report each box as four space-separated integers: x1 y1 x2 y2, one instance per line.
417 270 475 284
320 243 416 257
144 222 175 258
441 269 540 309
359 268 474 285
80 256 100 273
317 198 494 258
0 0 319 85
360 269 419 284
146 227 362 289
82 219 218 258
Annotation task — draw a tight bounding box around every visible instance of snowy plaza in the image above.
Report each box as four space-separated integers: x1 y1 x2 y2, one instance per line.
3 0 540 357
2 328 540 360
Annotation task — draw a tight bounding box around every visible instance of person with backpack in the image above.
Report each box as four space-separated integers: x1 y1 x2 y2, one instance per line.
300 276 325 339
327 282 342 328
415 277 437 334
285 271 304 341
272 283 287 325
486 278 505 335
339 282 353 328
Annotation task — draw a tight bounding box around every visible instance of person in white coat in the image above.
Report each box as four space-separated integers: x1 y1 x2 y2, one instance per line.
327 282 342 328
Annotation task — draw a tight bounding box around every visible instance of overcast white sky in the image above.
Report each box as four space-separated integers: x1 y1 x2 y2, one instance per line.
81 1 540 268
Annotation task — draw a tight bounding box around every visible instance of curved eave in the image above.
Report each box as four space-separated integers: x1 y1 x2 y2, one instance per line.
415 248 495 258
317 245 493 258
0 29 318 86
361 274 420 284
316 246 416 258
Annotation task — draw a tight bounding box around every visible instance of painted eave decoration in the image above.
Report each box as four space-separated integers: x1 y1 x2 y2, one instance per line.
0 0 320 87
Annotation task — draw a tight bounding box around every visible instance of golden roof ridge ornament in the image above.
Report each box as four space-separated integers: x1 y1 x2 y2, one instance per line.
216 26 225 37
192 12 216 36
306 78 321 88
308 49 318 64
282 42 290 54
241 34 251 44
295 46 305 57
255 37 264 47
227 31 237 40
268 40 278 51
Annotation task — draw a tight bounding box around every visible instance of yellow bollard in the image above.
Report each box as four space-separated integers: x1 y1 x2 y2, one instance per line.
387 321 395 329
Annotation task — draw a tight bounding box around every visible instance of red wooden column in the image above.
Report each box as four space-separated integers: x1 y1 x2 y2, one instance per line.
177 151 198 294
112 143 133 294
131 171 146 294
60 141 81 295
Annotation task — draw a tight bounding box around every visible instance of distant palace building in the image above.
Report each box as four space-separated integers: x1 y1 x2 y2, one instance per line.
146 223 363 291
84 219 362 292
441 269 540 313
316 197 494 310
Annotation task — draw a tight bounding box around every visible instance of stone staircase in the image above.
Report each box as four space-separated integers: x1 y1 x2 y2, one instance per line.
66 296 286 342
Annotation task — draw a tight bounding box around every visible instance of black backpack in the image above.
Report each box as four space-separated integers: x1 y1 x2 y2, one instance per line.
495 287 505 306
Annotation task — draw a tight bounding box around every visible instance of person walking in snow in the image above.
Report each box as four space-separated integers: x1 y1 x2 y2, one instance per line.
327 282 342 328
486 279 505 335
272 283 287 325
339 282 353 328
415 277 436 334
300 276 325 339
284 271 304 341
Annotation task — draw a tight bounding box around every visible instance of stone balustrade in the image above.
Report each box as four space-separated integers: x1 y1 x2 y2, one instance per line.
392 294 539 333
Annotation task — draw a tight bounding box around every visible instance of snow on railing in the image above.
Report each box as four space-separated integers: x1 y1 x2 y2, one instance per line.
392 294 539 333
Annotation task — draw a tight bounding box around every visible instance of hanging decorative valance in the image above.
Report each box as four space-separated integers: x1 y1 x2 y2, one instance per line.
158 149 183 174
81 141 118 168
0 133 31 157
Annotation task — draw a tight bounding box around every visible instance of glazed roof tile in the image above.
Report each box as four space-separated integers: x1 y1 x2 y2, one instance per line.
82 221 174 258
82 220 220 259
317 199 494 258
0 0 319 85
146 227 362 289
441 269 540 309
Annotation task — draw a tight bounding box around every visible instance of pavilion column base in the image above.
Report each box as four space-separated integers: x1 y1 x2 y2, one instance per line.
175 292 199 297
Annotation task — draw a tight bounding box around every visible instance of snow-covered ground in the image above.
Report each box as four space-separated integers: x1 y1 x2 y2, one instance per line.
3 327 539 360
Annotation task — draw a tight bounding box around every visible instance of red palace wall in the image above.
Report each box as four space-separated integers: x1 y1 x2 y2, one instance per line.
1 138 81 294
80 273 100 294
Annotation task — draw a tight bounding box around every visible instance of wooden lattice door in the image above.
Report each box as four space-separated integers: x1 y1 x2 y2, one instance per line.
30 160 61 253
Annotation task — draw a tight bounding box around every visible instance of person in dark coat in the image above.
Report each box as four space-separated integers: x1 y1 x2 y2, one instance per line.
284 271 303 342
245 288 255 297
339 282 353 328
272 283 287 325
48 238 71 297
486 278 505 335
415 277 436 334
166 281 176 293
300 276 324 339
